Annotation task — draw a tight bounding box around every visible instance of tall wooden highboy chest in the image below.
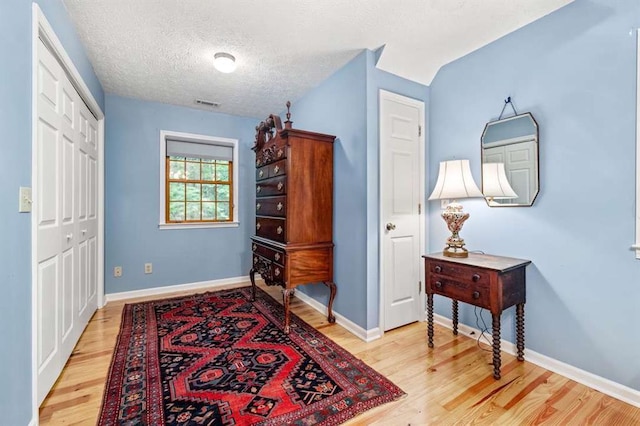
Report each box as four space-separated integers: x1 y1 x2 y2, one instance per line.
249 105 336 333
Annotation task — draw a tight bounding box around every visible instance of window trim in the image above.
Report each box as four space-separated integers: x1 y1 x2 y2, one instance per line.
159 130 239 229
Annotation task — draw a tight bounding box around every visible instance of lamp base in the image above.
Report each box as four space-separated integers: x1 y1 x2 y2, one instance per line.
441 202 471 258
443 246 469 258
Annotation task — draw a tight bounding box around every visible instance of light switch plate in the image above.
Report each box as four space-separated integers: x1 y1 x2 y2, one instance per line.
19 187 32 212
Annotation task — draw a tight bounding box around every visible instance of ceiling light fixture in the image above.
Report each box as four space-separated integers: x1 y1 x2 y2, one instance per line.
213 52 236 73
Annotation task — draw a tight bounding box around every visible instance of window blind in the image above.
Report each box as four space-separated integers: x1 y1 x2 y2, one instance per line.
166 139 233 161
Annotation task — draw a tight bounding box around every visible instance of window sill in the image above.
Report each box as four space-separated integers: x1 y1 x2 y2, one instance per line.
159 222 239 230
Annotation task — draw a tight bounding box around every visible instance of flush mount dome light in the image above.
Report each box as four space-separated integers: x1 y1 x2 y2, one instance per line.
213 52 236 73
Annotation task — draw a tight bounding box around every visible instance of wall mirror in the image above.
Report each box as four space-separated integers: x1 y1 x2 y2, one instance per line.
481 112 539 206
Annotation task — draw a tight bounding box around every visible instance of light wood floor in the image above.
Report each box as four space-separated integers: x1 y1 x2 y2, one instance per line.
40 282 640 425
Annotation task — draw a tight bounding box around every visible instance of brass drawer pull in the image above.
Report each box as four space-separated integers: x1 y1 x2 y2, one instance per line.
274 165 280 174
274 268 281 277
277 182 284 191
256 185 261 193
256 203 261 211
277 148 283 158
256 222 261 230
259 170 264 178
276 226 283 235
435 281 442 289
472 274 480 282
256 159 262 166
472 291 480 299
252 243 257 251
274 253 281 261
435 265 442 273
253 256 258 264
277 202 283 211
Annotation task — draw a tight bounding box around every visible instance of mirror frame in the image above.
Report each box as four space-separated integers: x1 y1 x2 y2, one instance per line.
481 112 540 207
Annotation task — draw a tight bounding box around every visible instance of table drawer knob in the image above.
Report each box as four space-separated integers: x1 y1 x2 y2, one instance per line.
256 222 261 230
252 243 257 251
435 265 442 273
274 253 281 261
277 148 283 158
277 202 283 211
472 291 480 299
253 256 258 264
276 226 283 235
274 165 280 174
256 185 262 193
274 267 281 277
472 274 480 282
259 170 264 178
256 203 261 211
435 281 442 289
277 182 284 191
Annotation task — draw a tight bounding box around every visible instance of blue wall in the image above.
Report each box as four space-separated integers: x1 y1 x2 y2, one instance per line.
429 0 640 390
0 0 104 423
105 96 258 294
290 51 429 330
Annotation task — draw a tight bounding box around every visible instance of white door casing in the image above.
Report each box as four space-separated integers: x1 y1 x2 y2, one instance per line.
379 90 425 332
32 5 105 413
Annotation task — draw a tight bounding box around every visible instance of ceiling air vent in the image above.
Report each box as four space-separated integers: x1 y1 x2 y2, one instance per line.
195 99 220 107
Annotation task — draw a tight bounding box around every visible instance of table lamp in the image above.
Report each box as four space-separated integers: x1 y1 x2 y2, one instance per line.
428 159 483 258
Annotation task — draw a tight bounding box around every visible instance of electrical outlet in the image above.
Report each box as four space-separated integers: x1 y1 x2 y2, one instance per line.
144 263 153 274
114 266 122 277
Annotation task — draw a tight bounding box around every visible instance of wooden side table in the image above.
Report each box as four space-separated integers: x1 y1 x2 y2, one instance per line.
423 253 531 379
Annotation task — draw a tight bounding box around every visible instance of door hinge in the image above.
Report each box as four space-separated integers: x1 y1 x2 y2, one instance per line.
419 280 422 294
418 125 422 137
418 203 421 214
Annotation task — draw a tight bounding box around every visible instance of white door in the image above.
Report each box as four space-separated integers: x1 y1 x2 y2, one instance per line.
35 39 98 404
380 90 424 331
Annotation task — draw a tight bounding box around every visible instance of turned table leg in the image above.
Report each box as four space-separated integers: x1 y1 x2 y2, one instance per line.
452 300 459 335
323 281 337 323
427 293 434 348
249 268 256 301
492 313 501 379
282 288 294 334
516 303 525 361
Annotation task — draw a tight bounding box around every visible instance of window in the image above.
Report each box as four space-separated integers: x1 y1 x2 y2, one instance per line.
159 131 239 229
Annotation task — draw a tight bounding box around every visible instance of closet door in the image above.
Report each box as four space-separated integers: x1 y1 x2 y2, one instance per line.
35 39 98 404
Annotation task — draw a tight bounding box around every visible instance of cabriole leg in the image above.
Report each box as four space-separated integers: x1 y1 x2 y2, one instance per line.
249 268 256 301
282 288 294 334
323 281 337 323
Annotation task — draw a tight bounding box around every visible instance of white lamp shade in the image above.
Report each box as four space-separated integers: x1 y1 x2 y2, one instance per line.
428 159 483 200
214 52 236 73
482 163 517 199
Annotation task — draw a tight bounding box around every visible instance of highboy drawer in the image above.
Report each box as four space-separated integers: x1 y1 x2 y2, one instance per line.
256 176 287 196
251 241 286 266
255 217 286 243
255 196 286 217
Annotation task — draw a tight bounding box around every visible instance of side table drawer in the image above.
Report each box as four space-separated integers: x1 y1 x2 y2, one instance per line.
429 262 491 286
429 275 490 308
252 240 286 267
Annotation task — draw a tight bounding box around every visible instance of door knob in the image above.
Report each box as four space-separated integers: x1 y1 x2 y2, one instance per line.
386 223 396 231
66 233 73 241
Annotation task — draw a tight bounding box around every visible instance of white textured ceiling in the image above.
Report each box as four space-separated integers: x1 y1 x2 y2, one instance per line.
62 0 573 118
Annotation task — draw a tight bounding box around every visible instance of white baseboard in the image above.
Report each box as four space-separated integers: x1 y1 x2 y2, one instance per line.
104 275 252 303
293 291 382 342
433 313 640 408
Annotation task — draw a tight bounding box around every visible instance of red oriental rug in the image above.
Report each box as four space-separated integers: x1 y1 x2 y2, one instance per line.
98 287 405 425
